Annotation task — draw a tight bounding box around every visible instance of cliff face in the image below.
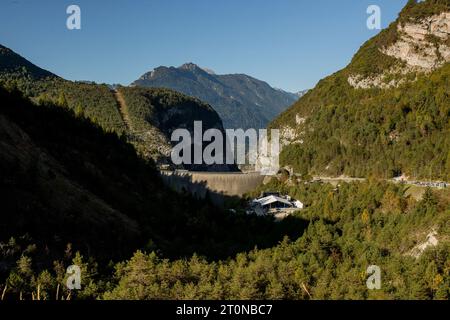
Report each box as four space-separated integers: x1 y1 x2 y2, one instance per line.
382 12 450 70
349 11 450 89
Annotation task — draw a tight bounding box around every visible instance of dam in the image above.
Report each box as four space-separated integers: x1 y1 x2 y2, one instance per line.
159 171 266 205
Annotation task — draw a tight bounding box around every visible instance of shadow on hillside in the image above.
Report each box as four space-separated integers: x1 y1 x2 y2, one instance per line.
159 171 310 259
0 85 309 264
160 171 239 207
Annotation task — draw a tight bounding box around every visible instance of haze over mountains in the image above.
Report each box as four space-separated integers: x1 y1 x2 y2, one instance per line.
133 63 302 129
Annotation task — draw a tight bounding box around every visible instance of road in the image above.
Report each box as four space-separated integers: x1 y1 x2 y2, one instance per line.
312 176 449 189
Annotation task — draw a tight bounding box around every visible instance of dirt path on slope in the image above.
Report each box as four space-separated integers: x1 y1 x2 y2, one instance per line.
113 90 133 132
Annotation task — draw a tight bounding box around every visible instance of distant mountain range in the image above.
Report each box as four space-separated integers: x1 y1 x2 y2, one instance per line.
132 63 302 129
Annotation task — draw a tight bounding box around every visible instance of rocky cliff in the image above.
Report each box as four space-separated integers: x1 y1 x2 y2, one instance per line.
348 7 450 89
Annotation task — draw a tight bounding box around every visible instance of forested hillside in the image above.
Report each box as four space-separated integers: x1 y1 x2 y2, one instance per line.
0 85 300 300
271 0 450 180
3 138 448 300
103 179 449 300
117 86 234 170
0 46 232 168
0 44 56 80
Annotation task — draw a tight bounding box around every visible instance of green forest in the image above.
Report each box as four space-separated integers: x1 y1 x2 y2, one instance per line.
274 64 450 179
1 135 449 300
102 179 450 300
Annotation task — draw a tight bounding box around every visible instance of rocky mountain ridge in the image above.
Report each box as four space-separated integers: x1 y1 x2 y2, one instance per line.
133 63 299 130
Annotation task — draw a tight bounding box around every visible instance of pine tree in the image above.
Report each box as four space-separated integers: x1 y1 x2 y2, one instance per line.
57 92 68 108
74 103 84 117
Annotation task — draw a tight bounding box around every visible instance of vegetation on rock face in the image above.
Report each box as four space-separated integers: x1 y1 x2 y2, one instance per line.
271 1 450 180
0 76 126 135
346 22 402 78
273 64 450 179
118 86 235 170
399 0 450 23
41 80 127 134
120 86 222 134
348 0 450 77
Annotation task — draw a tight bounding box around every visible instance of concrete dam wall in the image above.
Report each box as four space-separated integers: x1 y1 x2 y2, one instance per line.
159 171 265 205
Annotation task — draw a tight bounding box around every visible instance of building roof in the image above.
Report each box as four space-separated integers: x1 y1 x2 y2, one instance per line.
253 195 293 207
293 200 304 208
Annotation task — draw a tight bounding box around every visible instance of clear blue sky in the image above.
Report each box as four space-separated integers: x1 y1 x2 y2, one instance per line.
0 0 408 92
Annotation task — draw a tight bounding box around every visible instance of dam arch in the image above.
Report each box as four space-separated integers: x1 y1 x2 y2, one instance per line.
159 171 266 206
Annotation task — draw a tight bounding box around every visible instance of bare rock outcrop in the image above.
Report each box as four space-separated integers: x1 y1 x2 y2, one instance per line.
277 113 308 147
348 12 450 89
409 230 439 258
382 12 450 70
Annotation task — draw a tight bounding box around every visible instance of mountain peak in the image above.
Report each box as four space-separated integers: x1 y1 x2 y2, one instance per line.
179 62 202 71
179 63 216 75
133 64 298 129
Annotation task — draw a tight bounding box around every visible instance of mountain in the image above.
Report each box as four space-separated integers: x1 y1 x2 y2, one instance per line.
274 88 308 101
0 45 232 170
132 63 298 129
0 44 57 80
295 89 309 98
271 0 450 180
114 86 234 171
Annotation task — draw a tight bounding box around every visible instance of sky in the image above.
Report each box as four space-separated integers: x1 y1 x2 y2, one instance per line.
0 0 408 92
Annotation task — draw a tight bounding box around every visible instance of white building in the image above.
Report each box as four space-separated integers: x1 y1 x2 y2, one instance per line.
293 200 304 209
250 194 304 219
